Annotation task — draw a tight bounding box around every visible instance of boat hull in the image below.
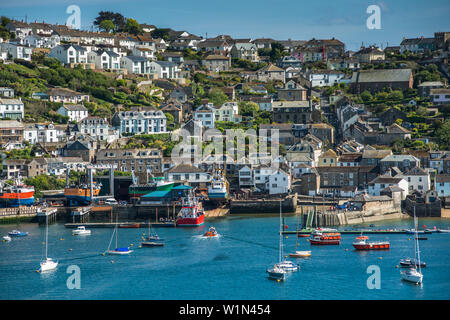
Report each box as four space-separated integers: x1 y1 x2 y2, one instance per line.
142 242 164 247
40 260 58 272
119 224 140 228
289 251 311 258
266 270 286 281
310 239 340 245
353 243 390 250
0 196 35 207
401 271 423 284
72 231 91 235
105 249 133 255
176 214 205 227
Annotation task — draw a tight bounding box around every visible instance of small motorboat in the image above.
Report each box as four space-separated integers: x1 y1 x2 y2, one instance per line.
204 226 218 237
399 258 426 268
276 260 299 272
72 226 91 236
105 247 133 255
2 235 11 242
352 236 390 250
401 267 423 284
8 230 28 237
437 228 450 233
297 233 311 238
39 257 58 272
266 265 286 281
310 233 341 245
405 229 430 234
415 237 427 240
289 250 311 258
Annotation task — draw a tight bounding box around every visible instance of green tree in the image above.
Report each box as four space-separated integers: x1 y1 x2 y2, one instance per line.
165 112 174 126
436 121 450 150
239 101 259 116
99 19 115 33
94 11 126 31
208 88 228 106
360 90 373 102
125 18 141 35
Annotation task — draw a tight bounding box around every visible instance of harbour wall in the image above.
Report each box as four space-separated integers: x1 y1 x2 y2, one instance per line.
229 194 297 214
301 207 409 227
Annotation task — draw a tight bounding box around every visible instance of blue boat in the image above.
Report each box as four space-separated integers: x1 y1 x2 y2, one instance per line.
8 230 28 237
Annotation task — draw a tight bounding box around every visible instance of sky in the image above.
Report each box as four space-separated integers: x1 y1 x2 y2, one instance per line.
0 0 449 51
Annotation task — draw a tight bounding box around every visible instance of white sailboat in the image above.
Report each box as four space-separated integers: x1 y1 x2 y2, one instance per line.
39 214 58 272
289 206 311 258
105 212 133 255
401 207 423 285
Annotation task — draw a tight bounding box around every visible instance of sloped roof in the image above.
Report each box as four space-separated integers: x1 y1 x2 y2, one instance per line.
351 69 412 83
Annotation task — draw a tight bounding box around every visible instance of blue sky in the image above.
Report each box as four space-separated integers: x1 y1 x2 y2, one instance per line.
1 0 449 50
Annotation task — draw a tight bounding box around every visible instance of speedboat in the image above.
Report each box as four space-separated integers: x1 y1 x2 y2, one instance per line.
276 260 299 272
400 258 426 268
8 230 28 237
289 250 311 258
2 235 11 241
204 226 218 237
105 247 133 255
72 226 91 236
266 264 286 281
39 257 58 272
401 267 423 284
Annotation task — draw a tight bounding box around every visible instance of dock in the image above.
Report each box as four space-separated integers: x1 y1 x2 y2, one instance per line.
282 229 416 235
64 221 176 229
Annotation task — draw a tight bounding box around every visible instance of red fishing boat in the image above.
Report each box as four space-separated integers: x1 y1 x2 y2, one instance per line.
310 232 341 245
352 236 390 250
0 178 35 207
176 196 205 227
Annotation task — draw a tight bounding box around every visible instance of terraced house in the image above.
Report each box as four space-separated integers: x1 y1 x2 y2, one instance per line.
111 108 167 136
0 98 24 120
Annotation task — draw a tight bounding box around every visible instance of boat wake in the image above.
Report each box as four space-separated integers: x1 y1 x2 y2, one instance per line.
193 234 221 240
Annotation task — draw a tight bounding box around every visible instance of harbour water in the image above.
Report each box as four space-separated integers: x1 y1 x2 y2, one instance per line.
1 215 449 300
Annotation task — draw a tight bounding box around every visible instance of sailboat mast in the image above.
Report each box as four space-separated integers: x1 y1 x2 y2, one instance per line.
279 200 282 263
115 211 118 249
414 207 422 274
45 213 48 259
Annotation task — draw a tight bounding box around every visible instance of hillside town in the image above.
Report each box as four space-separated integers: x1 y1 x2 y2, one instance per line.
0 13 449 220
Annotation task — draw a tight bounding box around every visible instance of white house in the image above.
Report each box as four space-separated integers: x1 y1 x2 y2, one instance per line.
403 167 430 193
193 104 215 129
120 55 151 74
0 98 24 120
111 109 167 136
23 34 60 48
23 123 65 144
45 157 88 177
149 61 182 79
0 42 33 61
429 89 450 105
164 164 211 186
238 165 254 188
307 70 345 87
77 116 119 143
49 44 88 64
436 174 450 197
268 169 291 194
57 105 88 123
368 174 409 199
132 46 156 60
214 102 240 122
87 49 121 70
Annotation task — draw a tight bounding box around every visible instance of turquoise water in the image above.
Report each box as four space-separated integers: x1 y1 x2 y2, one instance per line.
1 216 449 300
